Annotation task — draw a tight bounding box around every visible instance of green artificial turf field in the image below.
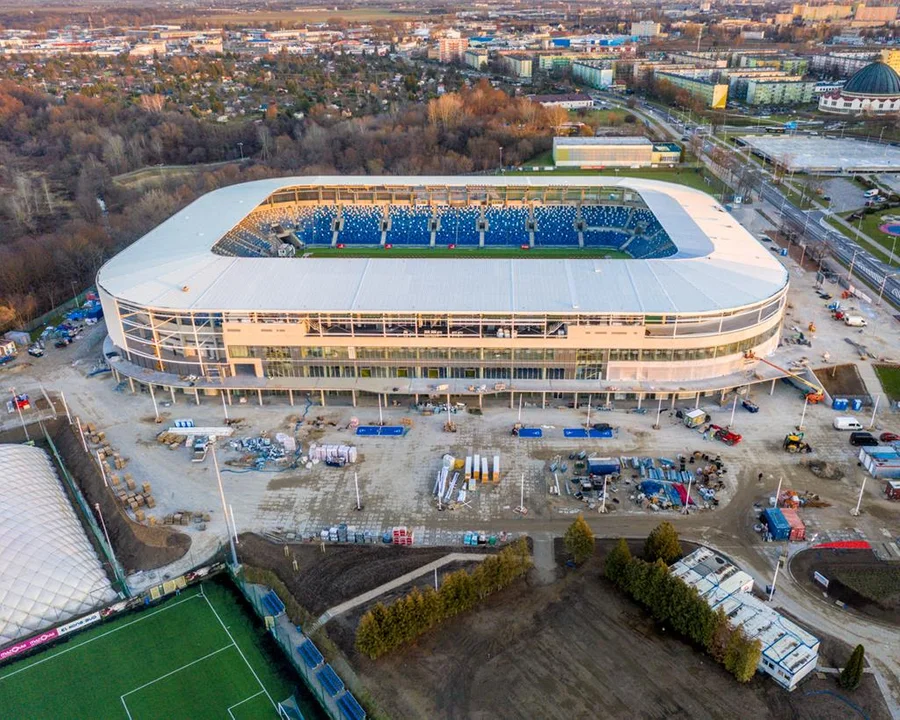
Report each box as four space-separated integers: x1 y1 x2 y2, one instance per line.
0 581 304 720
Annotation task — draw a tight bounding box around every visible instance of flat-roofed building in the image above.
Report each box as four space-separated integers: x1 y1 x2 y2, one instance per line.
528 93 593 110
572 59 615 89
671 548 819 691
746 78 816 106
655 71 729 109
502 53 533 80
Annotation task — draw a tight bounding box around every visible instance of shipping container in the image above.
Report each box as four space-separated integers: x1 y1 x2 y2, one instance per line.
683 409 708 428
763 507 791 541
779 507 806 541
588 457 620 476
464 456 472 482
859 446 900 479
492 455 500 484
473 454 481 482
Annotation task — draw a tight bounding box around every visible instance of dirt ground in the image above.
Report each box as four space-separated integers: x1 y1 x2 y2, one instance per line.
813 363 869 399
336 550 892 720
236 533 492 616
792 548 900 624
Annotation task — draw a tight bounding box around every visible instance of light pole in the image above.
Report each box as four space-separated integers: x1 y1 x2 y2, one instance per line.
889 235 897 266
848 246 859 285
878 272 899 306
211 443 239 567
237 142 244 160
94 502 118 571
499 145 503 173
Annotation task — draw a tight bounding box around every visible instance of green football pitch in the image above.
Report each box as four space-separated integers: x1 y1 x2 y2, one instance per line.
301 245 631 259
0 580 314 720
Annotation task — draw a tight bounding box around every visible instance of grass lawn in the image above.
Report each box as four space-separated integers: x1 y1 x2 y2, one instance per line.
825 215 898 267
874 364 900 403
304 245 632 259
0 580 321 720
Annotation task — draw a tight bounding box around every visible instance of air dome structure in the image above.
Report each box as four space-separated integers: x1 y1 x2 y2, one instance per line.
0 444 116 646
819 61 900 115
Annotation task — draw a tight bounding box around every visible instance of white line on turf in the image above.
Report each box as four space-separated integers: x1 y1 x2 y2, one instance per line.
0 593 202 683
119 643 235 717
227 690 266 720
201 592 277 709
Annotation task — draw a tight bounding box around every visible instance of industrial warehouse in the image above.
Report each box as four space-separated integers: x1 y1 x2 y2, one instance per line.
96 176 789 407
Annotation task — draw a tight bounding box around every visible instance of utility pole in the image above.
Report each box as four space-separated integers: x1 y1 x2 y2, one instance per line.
868 394 879 429
94 502 119 571
852 476 867 516
354 471 361 511
729 393 737 428
798 395 808 431
774 475 783 509
654 397 663 430
222 389 229 421
149 384 159 422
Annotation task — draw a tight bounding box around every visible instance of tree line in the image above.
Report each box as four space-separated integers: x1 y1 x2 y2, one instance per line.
604 532 762 683
356 538 531 660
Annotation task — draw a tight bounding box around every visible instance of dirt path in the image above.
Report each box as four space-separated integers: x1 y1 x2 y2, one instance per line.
308 552 489 633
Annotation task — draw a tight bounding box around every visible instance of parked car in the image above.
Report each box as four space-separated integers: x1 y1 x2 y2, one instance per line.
850 432 878 447
880 431 899 443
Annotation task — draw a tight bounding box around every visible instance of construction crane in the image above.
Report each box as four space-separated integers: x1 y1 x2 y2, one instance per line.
746 352 825 403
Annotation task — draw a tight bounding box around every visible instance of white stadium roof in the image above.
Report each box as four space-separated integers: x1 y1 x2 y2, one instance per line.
97 176 788 316
0 444 116 646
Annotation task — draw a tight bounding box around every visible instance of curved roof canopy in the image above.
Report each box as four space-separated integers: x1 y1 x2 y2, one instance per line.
0 444 116 646
843 61 900 96
97 176 788 316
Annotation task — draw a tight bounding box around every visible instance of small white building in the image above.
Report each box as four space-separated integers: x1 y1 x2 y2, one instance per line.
671 547 820 691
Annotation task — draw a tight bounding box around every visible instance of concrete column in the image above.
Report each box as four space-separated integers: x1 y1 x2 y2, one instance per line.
509 391 514 409
670 394 676 410
574 392 579 409
287 389 293 406
128 377 135 394
320 389 326 406
770 379 776 396
352 389 357 407
720 388 726 402
414 393 419 404
113 368 121 382
170 386 176 404
227 389 232 406
637 393 643 409
695 392 700 408
479 393 483 409
194 389 200 406
257 389 263 406
606 392 611 406
542 391 546 409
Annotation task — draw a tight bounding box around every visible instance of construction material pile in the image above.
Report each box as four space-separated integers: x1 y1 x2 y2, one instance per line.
308 443 357 467
163 511 210 529
112 476 157 523
777 489 830 509
319 524 378 544
625 452 727 511
228 434 291 468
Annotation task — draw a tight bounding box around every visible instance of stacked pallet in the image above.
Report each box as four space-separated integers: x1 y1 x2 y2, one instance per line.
156 431 185 450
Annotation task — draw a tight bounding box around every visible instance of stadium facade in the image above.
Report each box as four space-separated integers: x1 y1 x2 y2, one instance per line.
97 176 789 407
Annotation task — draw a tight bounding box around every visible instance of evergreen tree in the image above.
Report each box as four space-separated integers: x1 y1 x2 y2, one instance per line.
840 645 866 691
733 636 762 683
644 521 683 564
706 607 732 662
564 514 595 564
604 538 633 586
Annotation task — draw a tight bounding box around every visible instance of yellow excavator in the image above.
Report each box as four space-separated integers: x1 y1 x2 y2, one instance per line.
783 432 812 453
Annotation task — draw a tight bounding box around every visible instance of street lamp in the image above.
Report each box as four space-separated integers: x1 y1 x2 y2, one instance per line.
237 142 244 160
848 246 859 285
878 272 899 307
499 145 503 173
889 234 898 266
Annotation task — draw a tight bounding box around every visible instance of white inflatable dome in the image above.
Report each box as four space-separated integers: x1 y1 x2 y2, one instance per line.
0 444 116 646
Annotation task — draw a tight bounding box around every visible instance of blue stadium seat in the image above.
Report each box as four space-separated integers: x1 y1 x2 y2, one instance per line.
295 205 338 245
483 206 529 246
337 693 366 720
316 664 345 698
388 206 433 245
297 640 324 669
533 205 578 246
339 206 384 245
582 229 630 248
434 207 480 246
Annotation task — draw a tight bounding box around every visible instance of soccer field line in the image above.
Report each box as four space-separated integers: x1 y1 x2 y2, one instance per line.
201 588 277 710
119 643 236 720
0 593 202 683
227 690 267 720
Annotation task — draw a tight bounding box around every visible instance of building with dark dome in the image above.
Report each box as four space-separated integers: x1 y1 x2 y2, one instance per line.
819 61 900 115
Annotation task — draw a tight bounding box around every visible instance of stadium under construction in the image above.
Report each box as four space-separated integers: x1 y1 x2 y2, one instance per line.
96 176 790 407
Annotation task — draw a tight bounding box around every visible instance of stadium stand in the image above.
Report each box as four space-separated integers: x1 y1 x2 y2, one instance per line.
388 206 433 245
582 204 632 229
434 206 481 246
337 693 366 720
484 206 529 245
297 639 324 669
339 205 384 244
295 205 338 245
583 229 630 248
533 205 579 246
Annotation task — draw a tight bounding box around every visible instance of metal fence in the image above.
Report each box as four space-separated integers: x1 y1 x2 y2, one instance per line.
229 567 365 720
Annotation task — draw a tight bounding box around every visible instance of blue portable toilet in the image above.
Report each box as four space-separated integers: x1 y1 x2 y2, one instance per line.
832 398 849 411
850 398 863 412
780 248 788 256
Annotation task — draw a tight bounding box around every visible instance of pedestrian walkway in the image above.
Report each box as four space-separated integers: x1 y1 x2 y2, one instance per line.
307 552 489 633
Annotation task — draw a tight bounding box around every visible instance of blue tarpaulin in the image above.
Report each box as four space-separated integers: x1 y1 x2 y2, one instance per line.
518 428 543 438
356 426 405 436
563 428 614 438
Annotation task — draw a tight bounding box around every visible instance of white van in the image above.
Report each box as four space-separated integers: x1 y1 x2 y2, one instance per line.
833 416 863 431
864 188 879 198
844 316 867 327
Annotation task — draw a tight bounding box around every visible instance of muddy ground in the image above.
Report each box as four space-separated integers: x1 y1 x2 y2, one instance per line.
236 533 494 616
813 363 868 398
792 548 900 624
332 546 891 720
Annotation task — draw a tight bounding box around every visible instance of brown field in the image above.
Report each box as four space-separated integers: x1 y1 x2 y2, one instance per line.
325 546 891 720
813 363 869 399
172 9 419 25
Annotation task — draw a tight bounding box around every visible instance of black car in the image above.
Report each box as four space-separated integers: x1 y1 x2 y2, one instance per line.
849 432 878 447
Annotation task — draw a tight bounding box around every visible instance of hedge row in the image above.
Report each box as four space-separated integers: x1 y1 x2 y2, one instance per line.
356 539 531 659
605 539 761 683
